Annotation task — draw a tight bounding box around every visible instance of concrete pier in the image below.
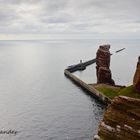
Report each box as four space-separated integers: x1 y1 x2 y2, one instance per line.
64 58 111 105
66 58 96 73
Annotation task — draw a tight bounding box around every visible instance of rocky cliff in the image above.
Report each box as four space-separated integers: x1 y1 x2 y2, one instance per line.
95 96 140 140
96 44 115 85
133 56 140 93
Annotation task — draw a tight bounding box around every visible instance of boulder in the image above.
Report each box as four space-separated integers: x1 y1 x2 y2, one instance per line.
96 44 115 85
133 56 140 93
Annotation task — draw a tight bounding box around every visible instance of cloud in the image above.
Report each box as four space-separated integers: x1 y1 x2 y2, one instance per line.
0 0 140 38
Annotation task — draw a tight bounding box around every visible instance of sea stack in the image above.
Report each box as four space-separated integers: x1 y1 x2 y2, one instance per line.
133 56 140 93
96 44 115 85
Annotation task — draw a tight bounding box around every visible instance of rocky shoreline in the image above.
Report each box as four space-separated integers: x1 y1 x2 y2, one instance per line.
64 44 140 140
94 96 140 140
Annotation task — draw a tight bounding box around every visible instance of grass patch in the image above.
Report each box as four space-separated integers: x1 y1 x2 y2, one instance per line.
118 85 140 99
96 85 140 100
96 86 121 99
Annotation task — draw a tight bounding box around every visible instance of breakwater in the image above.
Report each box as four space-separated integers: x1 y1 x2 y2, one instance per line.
64 58 111 105
66 58 96 73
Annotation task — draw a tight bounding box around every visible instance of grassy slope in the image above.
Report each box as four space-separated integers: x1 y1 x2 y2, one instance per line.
96 85 140 100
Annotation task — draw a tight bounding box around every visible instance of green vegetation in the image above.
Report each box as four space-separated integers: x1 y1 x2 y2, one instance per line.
96 85 140 100
118 85 140 99
96 86 121 99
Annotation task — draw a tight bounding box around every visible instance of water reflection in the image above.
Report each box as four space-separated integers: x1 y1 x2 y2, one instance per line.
0 39 138 140
0 40 106 140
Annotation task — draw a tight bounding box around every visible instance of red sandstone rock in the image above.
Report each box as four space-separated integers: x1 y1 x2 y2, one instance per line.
96 44 115 85
97 67 115 85
96 44 110 69
97 96 140 140
133 56 140 93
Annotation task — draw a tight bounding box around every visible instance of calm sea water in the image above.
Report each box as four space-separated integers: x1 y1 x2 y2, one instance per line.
0 39 139 140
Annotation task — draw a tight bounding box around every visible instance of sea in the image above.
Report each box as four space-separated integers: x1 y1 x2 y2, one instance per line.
0 39 139 140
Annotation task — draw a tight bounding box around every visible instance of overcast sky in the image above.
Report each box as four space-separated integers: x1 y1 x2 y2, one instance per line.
0 0 140 39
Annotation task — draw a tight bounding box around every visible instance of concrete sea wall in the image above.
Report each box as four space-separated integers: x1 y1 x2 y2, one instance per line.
64 69 111 104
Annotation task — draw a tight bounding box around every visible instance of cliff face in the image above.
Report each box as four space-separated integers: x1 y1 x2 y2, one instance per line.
96 44 115 85
133 56 140 93
97 96 140 140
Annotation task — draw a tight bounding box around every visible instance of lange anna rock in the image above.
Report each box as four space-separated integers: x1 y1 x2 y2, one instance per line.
96 44 115 85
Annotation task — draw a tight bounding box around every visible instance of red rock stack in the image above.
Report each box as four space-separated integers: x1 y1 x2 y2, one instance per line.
96 44 115 85
133 56 140 93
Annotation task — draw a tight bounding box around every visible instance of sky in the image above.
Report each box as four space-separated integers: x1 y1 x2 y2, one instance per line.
0 0 140 40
